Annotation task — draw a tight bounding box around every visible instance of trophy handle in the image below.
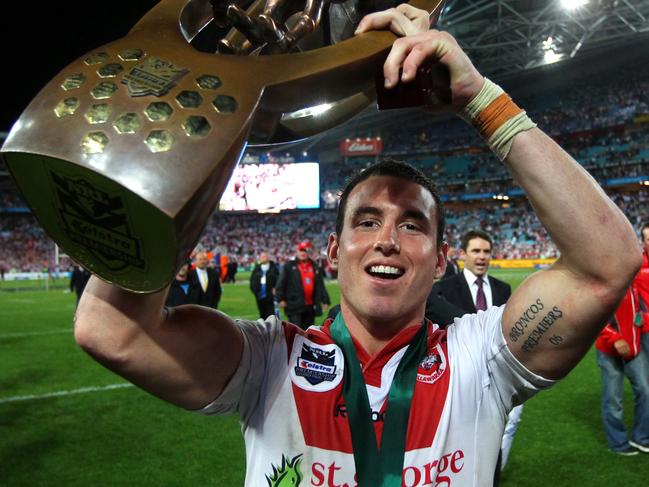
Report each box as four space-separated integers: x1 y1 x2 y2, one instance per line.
146 0 447 142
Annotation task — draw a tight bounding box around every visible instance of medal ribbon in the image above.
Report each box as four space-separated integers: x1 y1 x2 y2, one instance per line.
330 313 427 486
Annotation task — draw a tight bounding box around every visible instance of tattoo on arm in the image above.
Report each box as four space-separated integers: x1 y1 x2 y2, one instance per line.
508 298 564 352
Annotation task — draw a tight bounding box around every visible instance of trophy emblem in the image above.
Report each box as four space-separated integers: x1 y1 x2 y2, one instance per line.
1 0 445 292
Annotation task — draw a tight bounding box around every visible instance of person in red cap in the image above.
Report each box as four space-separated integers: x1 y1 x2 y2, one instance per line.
275 240 330 329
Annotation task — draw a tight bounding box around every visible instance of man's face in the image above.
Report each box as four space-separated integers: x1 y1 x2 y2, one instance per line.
259 252 269 264
196 253 208 269
176 263 189 279
327 175 446 325
297 248 310 261
642 228 649 254
461 237 492 277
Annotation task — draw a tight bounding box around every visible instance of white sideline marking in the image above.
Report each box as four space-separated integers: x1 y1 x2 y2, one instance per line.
0 383 134 404
0 329 71 339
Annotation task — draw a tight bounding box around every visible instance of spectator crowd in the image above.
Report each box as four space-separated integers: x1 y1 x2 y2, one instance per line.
1 55 647 274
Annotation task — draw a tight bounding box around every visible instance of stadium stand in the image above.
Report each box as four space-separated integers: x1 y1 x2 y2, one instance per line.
1 51 647 274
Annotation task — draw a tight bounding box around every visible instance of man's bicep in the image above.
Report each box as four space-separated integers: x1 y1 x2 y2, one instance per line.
502 263 617 379
121 305 244 410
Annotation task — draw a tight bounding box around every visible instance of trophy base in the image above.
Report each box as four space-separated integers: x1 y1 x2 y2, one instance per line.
3 152 178 293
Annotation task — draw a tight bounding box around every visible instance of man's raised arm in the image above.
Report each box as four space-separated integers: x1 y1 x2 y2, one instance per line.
357 6 642 379
498 125 640 378
74 276 244 409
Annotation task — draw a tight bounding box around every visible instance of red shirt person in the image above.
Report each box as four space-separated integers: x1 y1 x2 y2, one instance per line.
276 241 330 329
635 223 649 353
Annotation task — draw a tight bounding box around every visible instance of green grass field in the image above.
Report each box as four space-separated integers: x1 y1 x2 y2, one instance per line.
1 269 648 486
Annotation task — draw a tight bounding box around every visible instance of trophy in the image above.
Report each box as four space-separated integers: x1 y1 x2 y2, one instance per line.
0 0 446 292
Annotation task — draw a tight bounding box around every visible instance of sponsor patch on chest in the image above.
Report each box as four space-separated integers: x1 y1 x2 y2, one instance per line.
290 336 344 392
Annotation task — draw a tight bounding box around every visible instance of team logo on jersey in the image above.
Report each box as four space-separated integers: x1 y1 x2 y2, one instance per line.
266 454 303 487
290 337 344 392
417 344 447 384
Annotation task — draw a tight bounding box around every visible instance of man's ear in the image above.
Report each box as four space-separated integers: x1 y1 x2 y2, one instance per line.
434 241 449 279
326 232 339 267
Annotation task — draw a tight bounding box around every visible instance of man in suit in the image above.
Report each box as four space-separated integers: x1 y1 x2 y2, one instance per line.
190 251 222 309
431 229 514 485
432 230 511 312
442 247 461 279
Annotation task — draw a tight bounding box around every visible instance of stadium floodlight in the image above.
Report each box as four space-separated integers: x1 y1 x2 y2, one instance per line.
542 36 555 51
560 0 588 11
281 103 333 120
541 35 563 65
544 49 562 64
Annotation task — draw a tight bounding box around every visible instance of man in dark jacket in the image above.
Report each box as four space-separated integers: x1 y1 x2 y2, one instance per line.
189 251 222 309
166 261 198 307
249 252 280 319
70 263 91 305
276 241 330 329
442 247 461 279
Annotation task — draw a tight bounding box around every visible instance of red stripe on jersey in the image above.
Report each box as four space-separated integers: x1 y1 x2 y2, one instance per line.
289 322 451 453
291 326 354 453
406 327 450 450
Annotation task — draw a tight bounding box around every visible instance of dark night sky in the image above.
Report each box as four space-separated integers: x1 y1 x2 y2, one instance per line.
1 1 160 132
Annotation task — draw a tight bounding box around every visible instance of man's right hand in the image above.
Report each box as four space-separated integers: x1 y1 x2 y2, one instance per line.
613 339 631 358
355 4 484 110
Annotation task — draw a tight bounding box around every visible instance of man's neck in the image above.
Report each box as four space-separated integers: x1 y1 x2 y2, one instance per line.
463 267 487 282
338 302 423 356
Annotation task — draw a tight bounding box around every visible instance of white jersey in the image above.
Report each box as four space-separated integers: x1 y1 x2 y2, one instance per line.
201 305 554 486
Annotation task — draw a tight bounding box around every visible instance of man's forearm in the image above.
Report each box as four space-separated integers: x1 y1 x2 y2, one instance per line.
74 276 168 359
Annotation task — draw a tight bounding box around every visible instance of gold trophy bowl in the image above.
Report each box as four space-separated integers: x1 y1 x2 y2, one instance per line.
0 0 444 292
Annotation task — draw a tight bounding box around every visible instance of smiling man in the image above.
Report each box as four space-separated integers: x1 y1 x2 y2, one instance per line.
433 230 511 314
73 4 642 487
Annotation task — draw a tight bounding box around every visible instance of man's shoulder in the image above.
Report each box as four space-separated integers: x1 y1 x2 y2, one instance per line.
434 274 463 289
488 275 510 288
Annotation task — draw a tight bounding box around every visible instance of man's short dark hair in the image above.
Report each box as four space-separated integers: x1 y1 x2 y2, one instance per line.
641 222 649 236
335 159 445 245
460 229 493 251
